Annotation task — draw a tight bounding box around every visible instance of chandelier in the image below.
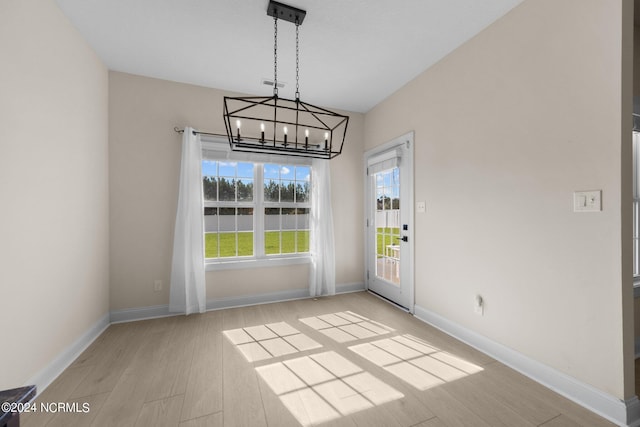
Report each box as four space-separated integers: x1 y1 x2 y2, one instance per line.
223 1 349 160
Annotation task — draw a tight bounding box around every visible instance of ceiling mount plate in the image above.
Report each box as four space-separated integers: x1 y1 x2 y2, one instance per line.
267 1 306 25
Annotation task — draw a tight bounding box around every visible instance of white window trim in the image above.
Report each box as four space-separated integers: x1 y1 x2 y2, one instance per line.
201 136 312 271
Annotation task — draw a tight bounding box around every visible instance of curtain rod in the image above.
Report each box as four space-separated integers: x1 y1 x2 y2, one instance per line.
173 127 226 138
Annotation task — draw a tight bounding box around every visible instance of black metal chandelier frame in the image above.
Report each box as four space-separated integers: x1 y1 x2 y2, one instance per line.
223 1 349 160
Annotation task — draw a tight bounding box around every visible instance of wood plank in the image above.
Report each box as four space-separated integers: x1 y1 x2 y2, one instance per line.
416 386 493 427
145 315 199 402
461 362 561 425
221 305 268 427
134 395 184 427
179 411 223 427
179 311 223 421
437 376 536 427
411 417 448 427
69 321 152 399
539 414 584 427
490 364 615 427
90 328 168 425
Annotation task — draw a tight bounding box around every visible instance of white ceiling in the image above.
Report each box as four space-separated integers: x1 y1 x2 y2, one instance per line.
55 0 525 113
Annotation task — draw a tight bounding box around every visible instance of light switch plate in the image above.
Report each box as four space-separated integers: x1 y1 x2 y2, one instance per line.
573 190 601 212
416 201 426 213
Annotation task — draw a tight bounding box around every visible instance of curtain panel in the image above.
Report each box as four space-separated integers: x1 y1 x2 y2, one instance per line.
309 158 336 296
169 127 206 314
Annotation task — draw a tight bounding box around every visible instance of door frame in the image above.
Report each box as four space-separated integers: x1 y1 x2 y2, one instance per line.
363 132 415 313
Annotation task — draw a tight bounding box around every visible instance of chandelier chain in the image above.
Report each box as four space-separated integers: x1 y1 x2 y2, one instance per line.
273 16 278 96
295 21 300 100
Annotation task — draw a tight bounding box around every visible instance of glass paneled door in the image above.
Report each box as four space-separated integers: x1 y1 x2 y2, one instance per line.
365 133 413 311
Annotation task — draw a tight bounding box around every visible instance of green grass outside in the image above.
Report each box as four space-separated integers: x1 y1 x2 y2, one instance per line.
376 227 400 256
205 228 395 258
205 230 309 258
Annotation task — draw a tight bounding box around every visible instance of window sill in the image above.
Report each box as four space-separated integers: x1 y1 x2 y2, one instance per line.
205 255 311 271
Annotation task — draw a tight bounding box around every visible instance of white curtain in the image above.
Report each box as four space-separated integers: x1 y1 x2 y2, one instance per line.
309 158 336 296
169 127 206 314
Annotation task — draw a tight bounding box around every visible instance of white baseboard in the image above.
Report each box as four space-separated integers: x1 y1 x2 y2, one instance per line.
110 304 173 323
111 283 366 323
26 313 109 395
336 282 366 294
413 304 638 427
206 288 311 311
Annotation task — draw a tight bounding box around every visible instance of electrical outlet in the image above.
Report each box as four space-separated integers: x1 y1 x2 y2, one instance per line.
474 295 484 316
154 280 163 292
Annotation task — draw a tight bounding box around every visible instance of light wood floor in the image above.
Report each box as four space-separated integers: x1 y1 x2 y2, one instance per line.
23 291 614 427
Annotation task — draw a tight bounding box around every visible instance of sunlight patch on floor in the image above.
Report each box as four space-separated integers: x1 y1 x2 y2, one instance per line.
349 334 483 390
299 311 394 343
224 315 482 426
223 322 322 362
256 351 403 427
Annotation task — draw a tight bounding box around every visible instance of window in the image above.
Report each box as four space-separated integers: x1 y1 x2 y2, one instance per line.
263 163 311 255
202 152 311 265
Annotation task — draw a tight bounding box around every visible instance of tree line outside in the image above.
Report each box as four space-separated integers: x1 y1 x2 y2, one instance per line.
377 196 399 210
203 177 309 203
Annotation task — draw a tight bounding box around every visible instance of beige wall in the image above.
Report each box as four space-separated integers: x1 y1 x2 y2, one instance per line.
365 0 632 399
108 72 364 310
0 0 109 390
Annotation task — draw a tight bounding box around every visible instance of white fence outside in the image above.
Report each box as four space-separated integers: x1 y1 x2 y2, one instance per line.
375 210 400 229
205 214 310 233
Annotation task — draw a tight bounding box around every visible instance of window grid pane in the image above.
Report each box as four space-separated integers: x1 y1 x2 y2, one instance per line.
203 159 255 259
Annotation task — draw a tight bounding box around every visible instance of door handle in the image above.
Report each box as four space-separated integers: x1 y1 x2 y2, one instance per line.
401 236 408 242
